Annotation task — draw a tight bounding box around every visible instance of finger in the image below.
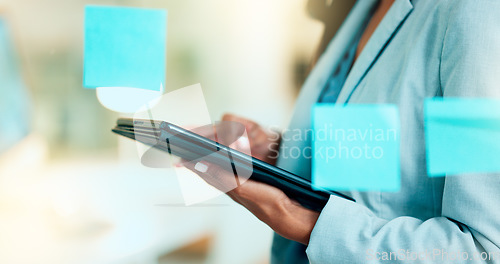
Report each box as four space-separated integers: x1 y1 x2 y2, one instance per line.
174 158 189 167
184 160 240 193
222 113 258 133
215 121 246 145
189 123 217 140
189 121 245 146
221 113 241 122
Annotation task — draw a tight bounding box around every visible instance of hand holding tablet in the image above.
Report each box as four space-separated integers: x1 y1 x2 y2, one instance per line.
112 117 354 212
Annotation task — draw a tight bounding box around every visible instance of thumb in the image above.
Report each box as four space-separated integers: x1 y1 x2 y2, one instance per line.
183 160 241 193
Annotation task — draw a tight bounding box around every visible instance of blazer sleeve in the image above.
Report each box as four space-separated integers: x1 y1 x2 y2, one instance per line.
305 1 500 263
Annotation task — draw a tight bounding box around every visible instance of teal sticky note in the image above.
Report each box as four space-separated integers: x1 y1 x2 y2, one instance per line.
84 6 167 91
425 98 500 176
312 104 400 192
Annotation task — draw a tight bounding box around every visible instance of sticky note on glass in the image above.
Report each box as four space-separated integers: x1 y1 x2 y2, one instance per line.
312 104 400 192
425 98 500 176
84 6 167 91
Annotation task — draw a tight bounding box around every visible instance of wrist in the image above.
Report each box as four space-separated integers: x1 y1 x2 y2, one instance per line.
276 198 320 245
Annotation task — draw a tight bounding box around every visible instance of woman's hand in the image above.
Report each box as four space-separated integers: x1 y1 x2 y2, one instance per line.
182 160 320 245
220 113 281 165
180 113 320 245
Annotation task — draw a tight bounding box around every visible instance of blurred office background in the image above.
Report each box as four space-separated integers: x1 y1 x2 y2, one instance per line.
0 0 351 263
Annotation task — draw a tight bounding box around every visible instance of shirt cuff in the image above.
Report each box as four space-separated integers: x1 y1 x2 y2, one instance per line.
306 195 372 263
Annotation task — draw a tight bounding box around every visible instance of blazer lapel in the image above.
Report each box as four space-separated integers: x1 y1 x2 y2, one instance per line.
337 0 414 104
277 0 378 177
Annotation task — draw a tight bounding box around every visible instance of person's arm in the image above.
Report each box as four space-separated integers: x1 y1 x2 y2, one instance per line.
183 160 320 245
306 1 500 263
181 114 319 245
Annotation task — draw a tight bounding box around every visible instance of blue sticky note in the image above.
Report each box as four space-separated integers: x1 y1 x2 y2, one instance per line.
84 6 167 91
425 98 500 176
312 104 400 192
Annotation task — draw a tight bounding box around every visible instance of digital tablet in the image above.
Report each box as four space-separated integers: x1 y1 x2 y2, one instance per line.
112 118 354 211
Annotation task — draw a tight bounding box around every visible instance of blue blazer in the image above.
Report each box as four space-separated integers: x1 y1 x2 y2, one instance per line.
273 0 500 263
